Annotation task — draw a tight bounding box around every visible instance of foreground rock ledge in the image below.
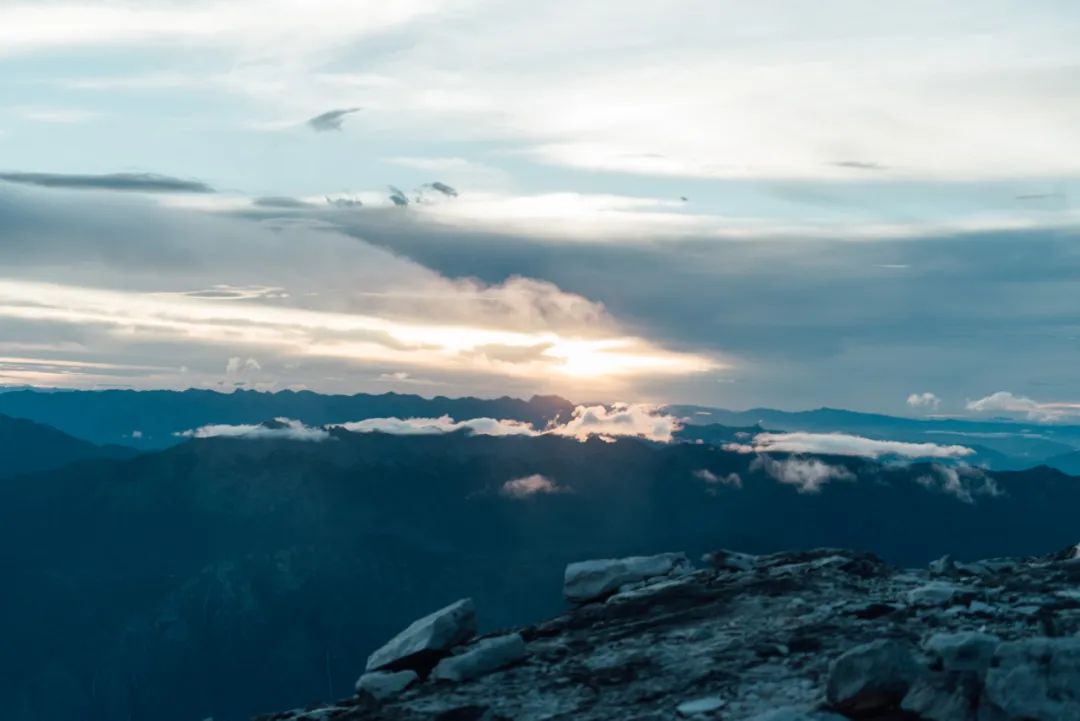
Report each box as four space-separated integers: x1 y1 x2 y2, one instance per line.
256 545 1080 721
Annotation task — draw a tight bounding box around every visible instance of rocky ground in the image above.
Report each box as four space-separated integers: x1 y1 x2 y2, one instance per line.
254 544 1080 721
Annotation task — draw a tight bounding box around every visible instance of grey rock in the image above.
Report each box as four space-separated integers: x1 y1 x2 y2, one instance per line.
675 696 724 717
703 549 757 572
902 672 981 721
355 669 418 699
430 633 526 683
365 598 477 672
744 709 847 721
982 637 1080 721
924 632 1000 673
563 552 691 603
929 554 956 576
907 581 968 607
826 639 922 714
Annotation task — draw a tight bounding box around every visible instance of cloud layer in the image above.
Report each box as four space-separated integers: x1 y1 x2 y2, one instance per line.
725 432 975 460
176 403 681 443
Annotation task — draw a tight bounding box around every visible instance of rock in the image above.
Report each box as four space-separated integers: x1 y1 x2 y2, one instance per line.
744 709 847 721
563 553 691 603
826 639 922 714
431 633 527 683
924 632 999 673
901 672 981 721
355 669 418 699
366 598 477 672
675 696 724 717
929 554 956 576
981 637 1080 721
703 549 757 572
907 581 968 607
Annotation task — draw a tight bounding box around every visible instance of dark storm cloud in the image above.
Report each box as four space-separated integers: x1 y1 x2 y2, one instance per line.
0 171 215 193
306 107 362 131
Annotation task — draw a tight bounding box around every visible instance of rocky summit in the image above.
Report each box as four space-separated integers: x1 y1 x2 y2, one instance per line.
255 545 1080 721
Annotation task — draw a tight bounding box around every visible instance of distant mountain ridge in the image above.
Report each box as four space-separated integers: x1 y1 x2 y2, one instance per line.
0 388 576 449
3 387 1080 470
0 413 137 478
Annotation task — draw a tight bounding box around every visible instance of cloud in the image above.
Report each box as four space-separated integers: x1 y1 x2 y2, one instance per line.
906 392 941 411
0 185 713 393
500 474 567 499
423 182 458 198
388 186 410 207
0 171 213 193
334 403 680 442
335 415 537 437
307 107 361 131
693 468 741 488
176 417 330 441
225 357 261 376
750 454 855 494
547 403 680 442
966 391 1080 422
915 463 1001 504
725 432 974 460
253 196 314 209
0 1 450 55
832 161 886 171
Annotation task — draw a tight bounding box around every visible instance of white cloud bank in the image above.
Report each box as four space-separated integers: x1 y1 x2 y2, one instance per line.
725 432 974 460
966 391 1080 423
175 417 330 441
336 416 536 437
176 403 681 443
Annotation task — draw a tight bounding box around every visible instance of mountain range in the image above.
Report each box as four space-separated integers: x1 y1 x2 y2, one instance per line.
3 389 1080 720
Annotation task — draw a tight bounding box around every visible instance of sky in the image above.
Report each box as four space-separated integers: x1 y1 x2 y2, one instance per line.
1 0 1080 417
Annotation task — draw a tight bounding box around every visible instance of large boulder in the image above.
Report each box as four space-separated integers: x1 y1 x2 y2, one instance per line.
366 598 477 672
431 633 527 683
924 632 999 674
901 672 981 721
981 637 1080 721
826 639 922 715
563 552 691 603
355 670 418 700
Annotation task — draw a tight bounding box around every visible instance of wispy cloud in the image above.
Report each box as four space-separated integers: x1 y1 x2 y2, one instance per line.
750 455 855 493
906 392 941 411
307 107 361 131
916 463 1001 504
500 474 567 498
966 391 1080 422
0 171 213 193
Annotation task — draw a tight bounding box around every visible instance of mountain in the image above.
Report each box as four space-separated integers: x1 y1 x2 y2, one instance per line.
0 413 137 478
1 430 1079 721
261 545 1080 721
0 389 576 449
